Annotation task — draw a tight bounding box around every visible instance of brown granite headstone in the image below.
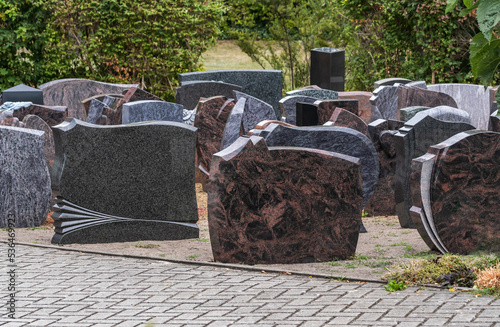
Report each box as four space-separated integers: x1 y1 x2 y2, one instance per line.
12 104 68 127
315 99 359 125
208 136 363 264
337 91 373 123
397 86 458 111
325 108 369 137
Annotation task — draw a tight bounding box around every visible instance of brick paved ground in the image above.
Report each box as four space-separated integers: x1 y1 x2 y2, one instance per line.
0 244 499 326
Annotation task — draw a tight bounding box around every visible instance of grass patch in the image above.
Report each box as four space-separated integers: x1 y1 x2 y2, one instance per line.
198 237 209 243
344 263 357 269
135 243 160 249
385 280 408 292
389 242 413 251
159 254 166 257
387 232 399 237
325 261 342 267
187 254 200 259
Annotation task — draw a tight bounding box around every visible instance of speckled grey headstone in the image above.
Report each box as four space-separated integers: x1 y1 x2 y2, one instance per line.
374 78 411 89
427 84 493 129
86 99 108 124
279 95 317 125
179 70 282 119
102 95 116 108
220 98 246 150
394 113 475 229
233 91 277 134
400 106 431 122
411 106 470 124
370 86 399 121
175 81 242 110
0 125 51 228
39 78 137 120
258 124 379 209
285 88 339 100
406 81 427 89
51 119 199 244
122 100 183 124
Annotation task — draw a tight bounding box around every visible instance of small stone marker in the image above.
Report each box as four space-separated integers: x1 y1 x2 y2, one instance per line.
208 136 363 264
122 100 183 124
0 125 51 228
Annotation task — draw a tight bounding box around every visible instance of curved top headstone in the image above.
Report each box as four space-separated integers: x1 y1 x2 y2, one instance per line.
122 100 183 124
408 106 470 125
175 81 242 111
286 88 339 100
279 95 317 125
233 91 277 134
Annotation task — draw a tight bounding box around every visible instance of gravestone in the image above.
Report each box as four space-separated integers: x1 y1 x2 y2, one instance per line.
411 130 500 254
364 119 405 217
122 100 183 124
491 110 500 132
179 70 282 119
406 81 427 89
250 120 294 135
0 126 51 228
12 104 68 127
175 81 242 111
220 98 245 150
310 47 345 91
374 78 411 89
233 91 277 134
2 84 43 104
208 136 363 264
325 108 369 137
86 99 108 124
82 94 123 119
286 88 339 100
427 84 494 130
22 115 55 172
279 95 317 125
315 99 359 125
51 119 199 244
194 96 235 174
126 88 164 102
337 91 373 123
296 102 319 126
394 110 475 228
400 106 430 122
397 86 458 113
39 79 137 120
370 86 399 121
258 124 379 213
0 110 22 127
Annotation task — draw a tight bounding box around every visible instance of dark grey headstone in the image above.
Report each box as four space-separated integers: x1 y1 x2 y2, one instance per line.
286 88 339 100
259 124 379 209
279 95 317 125
296 102 319 126
370 86 399 121
400 106 431 122
310 47 345 91
374 78 411 89
394 114 475 229
179 70 282 119
220 98 246 150
2 84 43 105
1 125 51 228
51 119 199 244
86 99 107 124
233 91 277 134
175 81 242 110
122 100 183 124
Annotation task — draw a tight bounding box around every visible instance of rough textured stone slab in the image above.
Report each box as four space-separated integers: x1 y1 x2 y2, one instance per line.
0 126 51 228
233 91 277 134
374 78 411 89
315 99 359 125
22 115 55 172
286 88 339 100
364 119 404 216
122 100 183 124
12 104 68 127
194 96 235 174
428 84 494 130
397 86 458 113
179 70 282 119
324 108 369 138
0 110 22 127
39 79 137 120
220 98 245 150
86 99 108 124
208 136 363 264
279 95 317 125
51 120 199 244
400 106 431 122
394 114 475 228
175 81 242 111
258 124 379 209
370 86 399 121
337 91 373 123
426 131 500 254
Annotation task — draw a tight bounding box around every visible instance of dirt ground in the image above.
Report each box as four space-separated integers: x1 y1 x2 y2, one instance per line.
7 184 432 281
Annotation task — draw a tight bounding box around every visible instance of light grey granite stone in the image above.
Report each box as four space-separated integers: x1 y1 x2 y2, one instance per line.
410 106 470 124
179 70 282 119
220 98 246 151
86 99 107 124
22 115 55 172
279 95 317 125
400 106 431 122
101 95 116 108
285 88 339 100
427 83 494 129
233 91 277 134
0 125 51 228
51 119 199 244
175 81 242 110
370 86 399 121
406 81 427 89
122 100 183 124
374 78 411 89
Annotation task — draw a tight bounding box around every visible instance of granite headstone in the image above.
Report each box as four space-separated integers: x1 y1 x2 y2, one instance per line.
233 91 277 134
220 98 245 150
279 95 317 125
337 91 373 123
175 81 242 111
122 100 183 124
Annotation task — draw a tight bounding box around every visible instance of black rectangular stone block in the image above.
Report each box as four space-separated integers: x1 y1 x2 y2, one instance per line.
310 48 345 91
296 102 319 126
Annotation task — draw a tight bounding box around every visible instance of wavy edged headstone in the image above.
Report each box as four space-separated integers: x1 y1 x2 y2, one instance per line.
428 84 494 130
413 131 500 254
337 91 373 123
208 136 363 264
364 119 405 216
12 104 68 127
400 106 431 122
286 88 339 100
194 96 235 174
175 81 242 111
0 125 51 228
233 91 277 134
122 100 183 124
397 86 458 112
258 124 379 209
39 79 137 120
51 119 199 244
179 70 282 119
394 109 475 228
324 107 369 137
279 95 317 125
315 99 358 125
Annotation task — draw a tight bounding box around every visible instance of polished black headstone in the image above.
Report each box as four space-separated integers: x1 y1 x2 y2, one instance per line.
296 102 319 126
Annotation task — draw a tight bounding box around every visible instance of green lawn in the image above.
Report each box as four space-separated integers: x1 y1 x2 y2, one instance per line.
201 40 267 71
